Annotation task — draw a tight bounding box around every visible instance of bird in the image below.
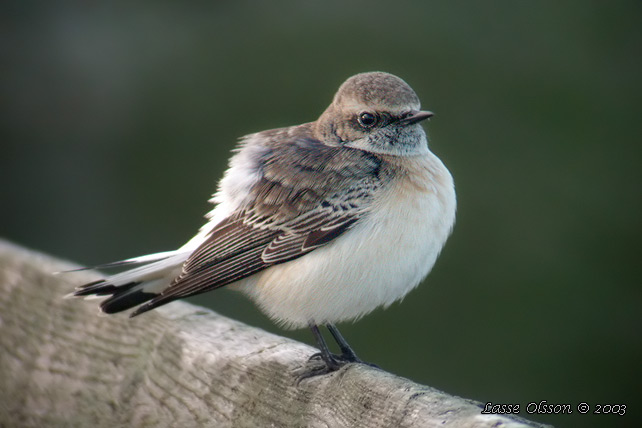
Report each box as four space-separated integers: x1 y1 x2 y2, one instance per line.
68 71 457 375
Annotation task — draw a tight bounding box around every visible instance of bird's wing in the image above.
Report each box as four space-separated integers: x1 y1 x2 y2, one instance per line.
129 129 382 316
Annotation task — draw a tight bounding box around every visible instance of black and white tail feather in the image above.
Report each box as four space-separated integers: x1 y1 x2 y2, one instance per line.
66 249 191 316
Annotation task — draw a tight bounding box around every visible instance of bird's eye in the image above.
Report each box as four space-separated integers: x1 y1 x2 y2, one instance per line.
357 112 378 128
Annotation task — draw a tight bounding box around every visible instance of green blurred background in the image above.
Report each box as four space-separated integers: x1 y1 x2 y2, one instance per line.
2 1 640 426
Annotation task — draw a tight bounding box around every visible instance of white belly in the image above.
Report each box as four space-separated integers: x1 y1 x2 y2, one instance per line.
235 152 456 329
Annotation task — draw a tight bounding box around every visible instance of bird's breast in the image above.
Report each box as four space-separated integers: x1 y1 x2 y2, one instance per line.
237 151 456 329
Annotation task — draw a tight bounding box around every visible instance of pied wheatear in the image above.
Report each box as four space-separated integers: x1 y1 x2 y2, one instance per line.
69 71 456 375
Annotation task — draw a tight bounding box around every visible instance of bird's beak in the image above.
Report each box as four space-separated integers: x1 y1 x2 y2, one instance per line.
400 110 434 125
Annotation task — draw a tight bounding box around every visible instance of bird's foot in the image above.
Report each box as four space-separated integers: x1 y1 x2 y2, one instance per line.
295 351 379 383
295 352 349 382
296 323 379 382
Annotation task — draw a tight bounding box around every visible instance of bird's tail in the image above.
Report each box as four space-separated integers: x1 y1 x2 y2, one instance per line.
64 250 189 316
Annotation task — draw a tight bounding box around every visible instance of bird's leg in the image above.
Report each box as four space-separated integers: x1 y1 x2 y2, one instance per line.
327 323 380 369
298 323 378 381
326 323 361 363
307 323 341 371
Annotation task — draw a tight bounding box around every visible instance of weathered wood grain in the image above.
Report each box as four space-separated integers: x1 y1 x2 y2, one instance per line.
0 239 551 427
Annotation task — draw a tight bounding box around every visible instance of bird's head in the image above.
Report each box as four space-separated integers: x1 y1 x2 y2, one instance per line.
316 72 433 156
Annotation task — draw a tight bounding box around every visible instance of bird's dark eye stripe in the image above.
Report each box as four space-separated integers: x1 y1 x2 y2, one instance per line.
391 112 411 123
379 112 393 125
